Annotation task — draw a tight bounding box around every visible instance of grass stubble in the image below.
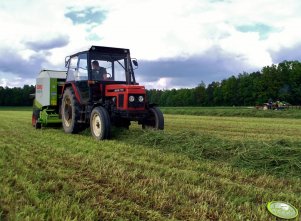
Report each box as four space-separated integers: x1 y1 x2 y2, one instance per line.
0 108 300 220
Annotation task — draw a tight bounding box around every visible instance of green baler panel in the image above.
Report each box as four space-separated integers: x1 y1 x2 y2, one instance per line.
50 78 58 106
39 108 61 125
33 99 43 110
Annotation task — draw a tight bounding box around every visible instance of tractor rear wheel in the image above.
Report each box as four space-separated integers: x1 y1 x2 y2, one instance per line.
90 106 111 140
142 107 164 130
62 88 82 133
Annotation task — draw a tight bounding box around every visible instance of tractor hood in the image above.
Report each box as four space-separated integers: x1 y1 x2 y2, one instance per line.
105 84 146 110
106 84 146 93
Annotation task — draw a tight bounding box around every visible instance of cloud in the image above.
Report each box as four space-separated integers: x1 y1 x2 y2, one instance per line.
136 46 260 89
270 43 301 63
0 48 48 78
0 78 7 87
0 74 35 88
1 0 301 88
65 7 107 25
86 33 102 41
235 23 279 40
24 35 70 52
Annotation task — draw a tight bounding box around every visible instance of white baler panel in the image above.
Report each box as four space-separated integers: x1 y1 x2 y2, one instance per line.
36 76 50 106
39 70 66 79
35 70 66 107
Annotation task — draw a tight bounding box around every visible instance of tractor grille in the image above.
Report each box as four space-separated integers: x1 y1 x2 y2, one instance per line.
118 94 124 108
128 94 145 108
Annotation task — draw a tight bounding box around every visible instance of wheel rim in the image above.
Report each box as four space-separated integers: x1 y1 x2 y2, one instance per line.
92 113 102 137
63 97 72 127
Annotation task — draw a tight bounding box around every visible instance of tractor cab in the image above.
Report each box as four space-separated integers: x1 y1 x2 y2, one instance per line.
65 46 137 84
64 46 139 104
33 45 164 140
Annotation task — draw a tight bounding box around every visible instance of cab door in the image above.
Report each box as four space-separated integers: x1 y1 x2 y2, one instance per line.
66 53 89 104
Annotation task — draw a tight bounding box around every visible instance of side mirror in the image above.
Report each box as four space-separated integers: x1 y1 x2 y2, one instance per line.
132 59 138 67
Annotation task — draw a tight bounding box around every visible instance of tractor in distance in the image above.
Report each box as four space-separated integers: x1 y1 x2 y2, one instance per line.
32 46 164 140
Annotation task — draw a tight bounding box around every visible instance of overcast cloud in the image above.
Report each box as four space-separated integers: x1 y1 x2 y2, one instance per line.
0 0 301 88
25 35 70 52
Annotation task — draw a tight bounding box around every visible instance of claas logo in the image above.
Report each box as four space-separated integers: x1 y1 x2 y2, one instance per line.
36 85 43 90
36 84 43 93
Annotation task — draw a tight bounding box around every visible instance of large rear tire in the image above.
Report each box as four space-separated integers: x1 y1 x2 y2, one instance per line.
90 106 111 140
62 88 82 133
142 107 164 130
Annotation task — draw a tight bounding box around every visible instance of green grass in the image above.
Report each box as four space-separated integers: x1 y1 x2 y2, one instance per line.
0 108 301 220
160 106 301 119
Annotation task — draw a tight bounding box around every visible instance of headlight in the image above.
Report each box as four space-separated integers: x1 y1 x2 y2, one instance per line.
138 96 144 102
129 95 135 102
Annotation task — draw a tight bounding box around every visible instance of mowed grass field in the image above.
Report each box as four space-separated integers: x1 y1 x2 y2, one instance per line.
0 107 301 220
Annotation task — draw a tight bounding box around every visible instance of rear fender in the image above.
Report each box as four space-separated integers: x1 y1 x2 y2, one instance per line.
61 82 81 103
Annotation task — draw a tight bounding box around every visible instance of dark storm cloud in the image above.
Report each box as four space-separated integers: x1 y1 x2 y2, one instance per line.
136 47 257 87
0 48 49 78
65 7 107 25
25 35 69 52
270 43 301 63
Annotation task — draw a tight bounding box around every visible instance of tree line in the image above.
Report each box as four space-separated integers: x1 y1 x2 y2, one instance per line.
0 85 35 106
0 60 300 106
147 60 301 106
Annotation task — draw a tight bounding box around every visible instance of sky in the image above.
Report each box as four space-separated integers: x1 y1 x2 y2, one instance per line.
0 0 301 89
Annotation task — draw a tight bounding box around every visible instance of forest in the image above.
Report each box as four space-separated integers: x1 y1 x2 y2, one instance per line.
0 85 35 106
0 60 300 106
147 60 301 106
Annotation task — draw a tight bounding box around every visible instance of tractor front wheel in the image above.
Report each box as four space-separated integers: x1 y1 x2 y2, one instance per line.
142 107 164 130
90 106 111 140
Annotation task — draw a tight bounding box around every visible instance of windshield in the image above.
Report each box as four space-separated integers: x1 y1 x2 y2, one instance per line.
90 53 135 83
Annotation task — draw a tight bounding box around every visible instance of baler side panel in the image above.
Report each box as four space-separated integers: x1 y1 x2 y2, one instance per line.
50 78 58 106
36 76 50 106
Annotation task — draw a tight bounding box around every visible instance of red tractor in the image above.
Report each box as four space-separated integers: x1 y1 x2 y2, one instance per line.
32 46 164 140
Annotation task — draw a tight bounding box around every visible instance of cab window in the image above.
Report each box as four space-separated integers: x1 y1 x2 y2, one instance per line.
76 54 88 81
66 56 77 81
66 54 88 81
